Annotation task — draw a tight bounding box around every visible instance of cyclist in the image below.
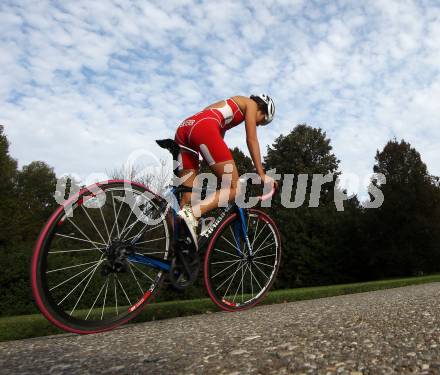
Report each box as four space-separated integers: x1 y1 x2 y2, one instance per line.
175 94 276 247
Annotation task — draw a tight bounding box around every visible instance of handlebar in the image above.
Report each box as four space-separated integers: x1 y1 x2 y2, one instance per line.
259 183 277 201
239 177 278 202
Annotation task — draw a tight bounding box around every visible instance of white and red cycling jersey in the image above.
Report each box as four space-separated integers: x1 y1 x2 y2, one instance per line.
175 98 245 170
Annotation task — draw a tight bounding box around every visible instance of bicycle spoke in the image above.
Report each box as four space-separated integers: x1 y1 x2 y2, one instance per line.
242 263 250 303
85 280 107 320
114 275 119 316
254 260 275 268
129 263 145 295
55 233 106 248
115 275 131 305
49 262 100 291
241 262 251 302
120 205 135 239
81 205 108 246
49 247 104 254
249 261 254 298
233 261 248 304
135 236 166 245
254 253 276 260
253 241 276 256
99 204 111 244
213 248 241 258
252 222 267 249
216 261 245 291
211 259 241 265
229 226 240 249
253 231 273 255
69 258 104 315
67 218 106 253
249 264 263 290
220 235 240 253
222 261 246 297
101 278 109 320
212 258 242 279
57 258 102 305
129 260 155 283
47 259 102 274
121 196 162 241
253 221 268 249
251 219 260 248
109 193 124 239
252 262 270 281
120 220 139 241
125 222 162 242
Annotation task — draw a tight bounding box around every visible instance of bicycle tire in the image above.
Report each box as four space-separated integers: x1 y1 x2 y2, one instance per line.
31 180 170 334
203 208 281 311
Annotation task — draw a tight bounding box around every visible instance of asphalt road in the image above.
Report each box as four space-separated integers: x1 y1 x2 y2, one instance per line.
1 283 440 375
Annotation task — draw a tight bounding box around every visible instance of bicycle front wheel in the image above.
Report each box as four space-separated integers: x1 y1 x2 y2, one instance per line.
204 208 281 311
31 180 170 334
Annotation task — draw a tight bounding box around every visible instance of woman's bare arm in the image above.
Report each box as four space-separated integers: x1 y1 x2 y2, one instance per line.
244 100 265 176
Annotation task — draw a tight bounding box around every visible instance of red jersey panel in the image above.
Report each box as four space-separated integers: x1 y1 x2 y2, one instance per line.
174 98 245 169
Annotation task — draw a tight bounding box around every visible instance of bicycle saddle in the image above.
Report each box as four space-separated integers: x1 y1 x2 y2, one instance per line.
156 139 198 158
156 139 181 160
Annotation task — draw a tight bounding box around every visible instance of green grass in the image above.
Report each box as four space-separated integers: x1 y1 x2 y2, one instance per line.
1 274 439 343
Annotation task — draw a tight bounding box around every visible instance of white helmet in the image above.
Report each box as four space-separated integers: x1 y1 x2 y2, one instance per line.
251 94 275 125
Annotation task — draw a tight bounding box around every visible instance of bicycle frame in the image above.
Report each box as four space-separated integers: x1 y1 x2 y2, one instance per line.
126 185 251 272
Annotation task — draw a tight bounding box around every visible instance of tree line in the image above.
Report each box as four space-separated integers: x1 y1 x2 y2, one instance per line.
0 124 439 316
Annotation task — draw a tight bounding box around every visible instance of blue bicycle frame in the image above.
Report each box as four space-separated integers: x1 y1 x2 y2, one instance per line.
126 185 251 272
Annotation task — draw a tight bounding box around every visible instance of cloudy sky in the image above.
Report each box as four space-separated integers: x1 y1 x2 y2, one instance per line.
1 0 439 194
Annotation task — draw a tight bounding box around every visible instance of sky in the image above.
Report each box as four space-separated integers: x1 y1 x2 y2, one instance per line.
1 0 439 195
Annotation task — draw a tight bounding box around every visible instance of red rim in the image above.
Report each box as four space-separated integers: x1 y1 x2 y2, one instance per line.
30 180 161 334
203 208 281 312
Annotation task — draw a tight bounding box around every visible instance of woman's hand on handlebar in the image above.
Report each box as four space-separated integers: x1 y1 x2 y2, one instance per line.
260 174 278 190
258 174 278 201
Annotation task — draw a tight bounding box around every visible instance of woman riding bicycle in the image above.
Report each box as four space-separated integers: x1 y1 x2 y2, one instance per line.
175 94 276 246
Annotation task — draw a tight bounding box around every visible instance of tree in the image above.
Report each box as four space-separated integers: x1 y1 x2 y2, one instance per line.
364 139 440 278
15 161 57 242
265 124 362 287
0 130 54 315
109 158 171 194
0 125 18 247
266 124 339 174
230 147 253 175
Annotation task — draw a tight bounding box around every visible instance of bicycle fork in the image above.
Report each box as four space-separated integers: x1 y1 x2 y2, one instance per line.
233 208 253 257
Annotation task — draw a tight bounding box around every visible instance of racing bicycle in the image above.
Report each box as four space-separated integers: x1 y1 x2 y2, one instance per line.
31 139 282 334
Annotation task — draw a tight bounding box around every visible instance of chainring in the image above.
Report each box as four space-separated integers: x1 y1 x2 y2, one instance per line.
168 247 200 291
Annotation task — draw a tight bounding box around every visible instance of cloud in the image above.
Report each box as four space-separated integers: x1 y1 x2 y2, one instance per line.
0 0 439 197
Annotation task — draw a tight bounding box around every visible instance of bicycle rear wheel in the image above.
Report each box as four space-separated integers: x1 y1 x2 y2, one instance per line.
204 208 281 311
31 180 170 334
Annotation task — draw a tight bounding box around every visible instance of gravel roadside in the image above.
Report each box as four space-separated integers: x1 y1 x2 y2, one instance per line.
1 282 439 375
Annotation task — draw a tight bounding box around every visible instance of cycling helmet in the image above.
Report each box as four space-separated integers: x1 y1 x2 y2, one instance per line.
250 94 275 125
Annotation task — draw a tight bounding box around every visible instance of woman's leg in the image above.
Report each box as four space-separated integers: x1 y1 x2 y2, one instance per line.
191 160 239 218
178 168 197 207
